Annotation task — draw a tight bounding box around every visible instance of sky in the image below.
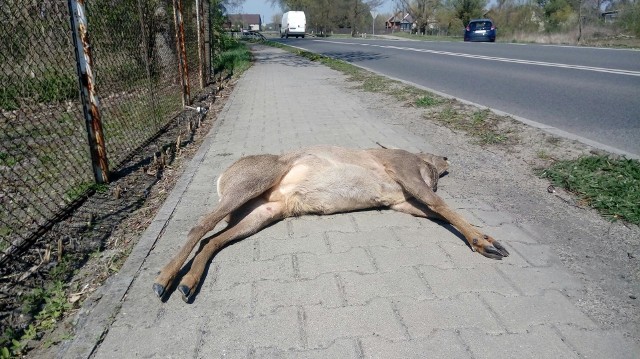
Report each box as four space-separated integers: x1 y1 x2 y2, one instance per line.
234 0 398 23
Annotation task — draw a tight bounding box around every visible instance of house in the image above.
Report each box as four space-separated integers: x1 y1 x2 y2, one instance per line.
226 14 262 31
385 12 414 32
601 10 619 24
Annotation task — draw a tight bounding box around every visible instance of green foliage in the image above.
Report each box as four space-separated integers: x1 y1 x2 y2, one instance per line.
450 0 488 26
1 281 71 357
543 0 575 31
65 182 109 203
539 156 640 224
619 1 640 37
88 0 163 75
0 71 78 111
0 152 20 167
416 96 442 107
472 109 489 124
213 38 252 74
491 4 541 34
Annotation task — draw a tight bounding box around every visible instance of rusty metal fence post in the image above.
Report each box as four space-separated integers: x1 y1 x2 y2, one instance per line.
172 0 191 106
196 0 206 89
67 0 109 183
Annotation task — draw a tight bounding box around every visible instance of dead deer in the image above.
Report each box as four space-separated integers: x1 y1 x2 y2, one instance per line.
153 145 509 301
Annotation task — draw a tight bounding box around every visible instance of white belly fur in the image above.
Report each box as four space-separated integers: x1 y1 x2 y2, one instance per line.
266 150 406 215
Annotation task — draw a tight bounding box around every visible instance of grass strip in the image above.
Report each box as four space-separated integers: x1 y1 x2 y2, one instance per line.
538 156 640 225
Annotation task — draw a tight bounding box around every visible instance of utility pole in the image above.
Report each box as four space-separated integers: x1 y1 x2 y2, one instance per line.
370 11 377 36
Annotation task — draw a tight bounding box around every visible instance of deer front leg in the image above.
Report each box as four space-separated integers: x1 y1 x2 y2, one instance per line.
385 161 509 259
426 199 509 259
177 199 285 302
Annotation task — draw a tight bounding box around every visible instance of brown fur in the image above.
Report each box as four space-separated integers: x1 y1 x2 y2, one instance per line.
153 145 508 301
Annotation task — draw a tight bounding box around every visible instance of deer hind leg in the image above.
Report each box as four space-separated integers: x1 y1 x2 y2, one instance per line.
153 154 289 298
380 153 509 259
177 198 285 301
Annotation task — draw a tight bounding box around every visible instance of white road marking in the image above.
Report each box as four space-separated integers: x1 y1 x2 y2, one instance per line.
312 40 640 77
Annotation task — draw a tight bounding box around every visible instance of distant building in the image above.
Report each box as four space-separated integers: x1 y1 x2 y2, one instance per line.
226 14 262 31
385 12 414 32
601 10 619 24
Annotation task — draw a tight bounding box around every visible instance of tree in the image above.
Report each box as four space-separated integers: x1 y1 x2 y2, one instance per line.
270 0 386 36
349 0 385 36
399 0 441 34
619 0 640 37
542 0 574 30
450 0 487 26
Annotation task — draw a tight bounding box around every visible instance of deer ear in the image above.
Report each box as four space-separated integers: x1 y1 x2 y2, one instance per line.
419 163 440 190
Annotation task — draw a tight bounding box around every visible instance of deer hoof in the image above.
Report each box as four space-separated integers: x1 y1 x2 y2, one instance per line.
178 284 192 302
480 240 510 260
493 240 510 256
152 283 165 298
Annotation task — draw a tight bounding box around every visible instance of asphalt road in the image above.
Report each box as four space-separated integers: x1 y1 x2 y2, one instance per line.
277 38 640 157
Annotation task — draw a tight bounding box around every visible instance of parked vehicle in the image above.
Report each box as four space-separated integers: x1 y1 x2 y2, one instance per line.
464 19 496 42
280 11 306 38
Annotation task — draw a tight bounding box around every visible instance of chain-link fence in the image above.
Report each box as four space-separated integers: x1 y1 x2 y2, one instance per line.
0 0 212 280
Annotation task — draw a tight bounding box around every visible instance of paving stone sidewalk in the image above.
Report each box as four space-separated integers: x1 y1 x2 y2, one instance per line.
60 45 639 358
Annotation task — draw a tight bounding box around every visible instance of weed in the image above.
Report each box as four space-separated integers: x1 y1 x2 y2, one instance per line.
415 96 440 107
360 77 387 92
0 152 19 167
477 132 508 145
546 136 561 145
537 150 551 159
472 109 490 124
49 255 75 281
538 155 640 225
438 105 459 123
65 182 109 203
3 281 71 357
57 113 75 125
39 155 55 165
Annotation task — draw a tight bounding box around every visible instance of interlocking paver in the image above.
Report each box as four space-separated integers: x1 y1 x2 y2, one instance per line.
359 330 472 358
304 298 407 348
196 307 303 357
289 214 358 237
459 327 578 359
213 255 295 289
481 291 597 332
339 267 435 305
418 266 519 297
496 265 584 295
396 293 504 337
369 245 453 271
258 232 330 260
556 325 640 359
253 338 360 358
325 229 402 253
297 248 377 279
254 274 343 314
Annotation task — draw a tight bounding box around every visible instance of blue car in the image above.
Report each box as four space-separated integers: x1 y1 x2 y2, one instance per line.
464 19 496 42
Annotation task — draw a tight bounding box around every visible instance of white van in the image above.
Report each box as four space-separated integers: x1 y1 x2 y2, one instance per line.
280 11 306 38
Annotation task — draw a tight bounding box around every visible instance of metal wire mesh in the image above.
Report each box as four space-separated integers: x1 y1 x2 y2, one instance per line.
0 0 212 275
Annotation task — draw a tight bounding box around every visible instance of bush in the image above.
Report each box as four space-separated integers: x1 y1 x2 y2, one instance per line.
619 2 640 37
213 37 251 74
